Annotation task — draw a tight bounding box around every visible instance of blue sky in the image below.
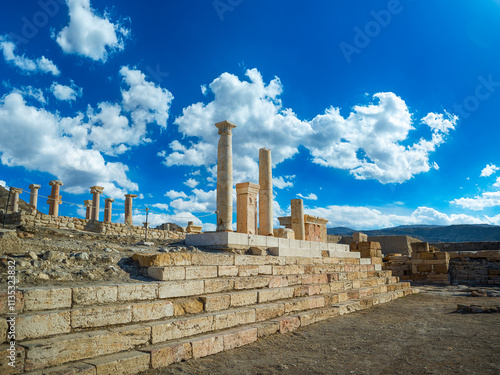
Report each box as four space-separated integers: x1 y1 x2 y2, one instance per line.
0 0 499 230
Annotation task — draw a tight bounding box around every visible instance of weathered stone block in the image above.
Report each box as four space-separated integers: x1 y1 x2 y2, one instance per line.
185 266 218 279
25 362 96 374
234 277 270 290
213 308 255 330
158 280 204 298
255 303 285 322
230 291 258 307
23 287 72 311
238 265 260 277
191 334 224 359
116 283 158 301
257 322 280 337
151 316 214 344
84 350 150 375
276 316 300 334
173 298 204 316
222 327 258 351
258 288 294 303
417 264 433 273
148 267 186 281
201 295 231 312
71 305 132 328
218 265 239 277
147 341 192 369
204 278 234 294
353 232 368 242
0 344 24 374
73 285 118 306
0 291 23 314
132 301 174 322
17 311 71 341
258 265 273 275
191 253 234 266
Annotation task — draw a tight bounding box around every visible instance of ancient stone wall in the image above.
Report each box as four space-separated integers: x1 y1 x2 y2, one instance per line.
0 211 185 241
430 242 500 252
449 251 500 285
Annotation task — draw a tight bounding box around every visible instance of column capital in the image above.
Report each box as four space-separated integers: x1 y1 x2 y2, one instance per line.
105 198 115 203
49 180 63 186
29 184 41 189
215 120 237 135
84 200 92 206
90 186 104 194
236 182 260 196
125 194 138 198
10 187 23 194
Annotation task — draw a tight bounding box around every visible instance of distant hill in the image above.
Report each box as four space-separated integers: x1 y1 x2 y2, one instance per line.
327 224 500 243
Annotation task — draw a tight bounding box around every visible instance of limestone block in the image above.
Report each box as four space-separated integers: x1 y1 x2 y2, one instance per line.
148 267 186 281
84 351 150 375
258 287 295 303
257 322 280 337
204 278 234 294
222 327 258 351
173 298 204 316
356 242 382 250
218 265 239 277
275 316 300 334
191 334 224 359
71 305 132 328
0 291 24 314
158 280 204 298
17 311 71 341
234 255 270 266
0 344 24 374
185 266 218 279
258 265 273 275
213 308 256 330
23 287 72 311
287 274 302 286
273 228 295 239
234 276 270 290
191 253 234 266
132 253 192 267
73 285 118 306
132 301 174 322
201 295 231 312
151 316 214 344
353 232 368 242
116 283 158 301
411 242 429 253
0 318 6 344
238 265 259 277
230 291 258 307
147 341 192 369
272 265 304 276
24 362 96 374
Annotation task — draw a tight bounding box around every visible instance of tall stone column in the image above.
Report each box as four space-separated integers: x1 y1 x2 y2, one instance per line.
104 198 114 223
124 194 138 225
291 199 305 240
215 120 237 232
9 187 22 213
90 186 104 221
259 148 274 236
236 182 260 234
84 200 92 220
28 184 41 213
47 180 63 217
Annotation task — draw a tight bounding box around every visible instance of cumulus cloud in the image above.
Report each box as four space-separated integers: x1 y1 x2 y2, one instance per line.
480 164 499 177
165 190 188 200
0 180 6 187
451 191 500 211
297 193 318 200
273 175 295 189
51 82 83 101
151 203 169 211
169 189 217 214
162 68 456 185
0 92 138 199
55 0 129 62
184 178 199 188
0 36 60 75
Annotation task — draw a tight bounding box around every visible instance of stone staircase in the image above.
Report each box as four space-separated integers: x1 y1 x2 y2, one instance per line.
1 252 418 374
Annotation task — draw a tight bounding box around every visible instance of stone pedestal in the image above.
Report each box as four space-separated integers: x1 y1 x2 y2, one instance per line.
90 186 104 221
215 120 237 232
124 194 138 225
104 198 114 223
28 184 41 213
47 180 63 216
84 200 92 220
258 148 273 236
290 199 305 241
236 182 260 234
278 213 328 243
9 187 23 213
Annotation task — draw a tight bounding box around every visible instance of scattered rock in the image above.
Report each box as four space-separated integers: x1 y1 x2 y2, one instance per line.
37 273 50 280
18 260 29 267
74 252 89 261
469 289 488 297
25 251 38 260
456 304 500 313
248 247 268 256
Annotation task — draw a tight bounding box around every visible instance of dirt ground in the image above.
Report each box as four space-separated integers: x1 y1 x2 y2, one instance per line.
141 286 500 375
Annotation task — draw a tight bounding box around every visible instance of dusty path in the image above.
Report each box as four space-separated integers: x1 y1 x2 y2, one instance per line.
141 286 500 375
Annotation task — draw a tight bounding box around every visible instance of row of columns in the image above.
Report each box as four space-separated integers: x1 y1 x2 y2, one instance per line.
6 181 138 226
215 121 274 235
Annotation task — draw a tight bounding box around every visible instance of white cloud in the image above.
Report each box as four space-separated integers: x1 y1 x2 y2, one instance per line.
273 175 295 189
0 92 137 199
451 191 500 211
151 203 169 211
480 164 499 177
162 68 456 185
55 0 129 62
0 180 6 187
12 86 46 104
169 188 217 214
184 178 199 188
0 36 60 76
165 190 188 200
297 193 318 200
51 82 82 101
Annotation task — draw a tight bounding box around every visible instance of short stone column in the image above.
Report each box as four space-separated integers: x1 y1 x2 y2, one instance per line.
236 182 260 234
90 186 104 221
28 184 41 213
104 198 114 223
84 200 92 220
9 187 23 213
124 194 138 225
143 222 149 229
291 199 305 240
47 180 63 216
259 148 274 236
215 120 237 232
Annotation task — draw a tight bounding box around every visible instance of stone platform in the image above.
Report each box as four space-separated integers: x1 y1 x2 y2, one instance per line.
185 232 351 258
